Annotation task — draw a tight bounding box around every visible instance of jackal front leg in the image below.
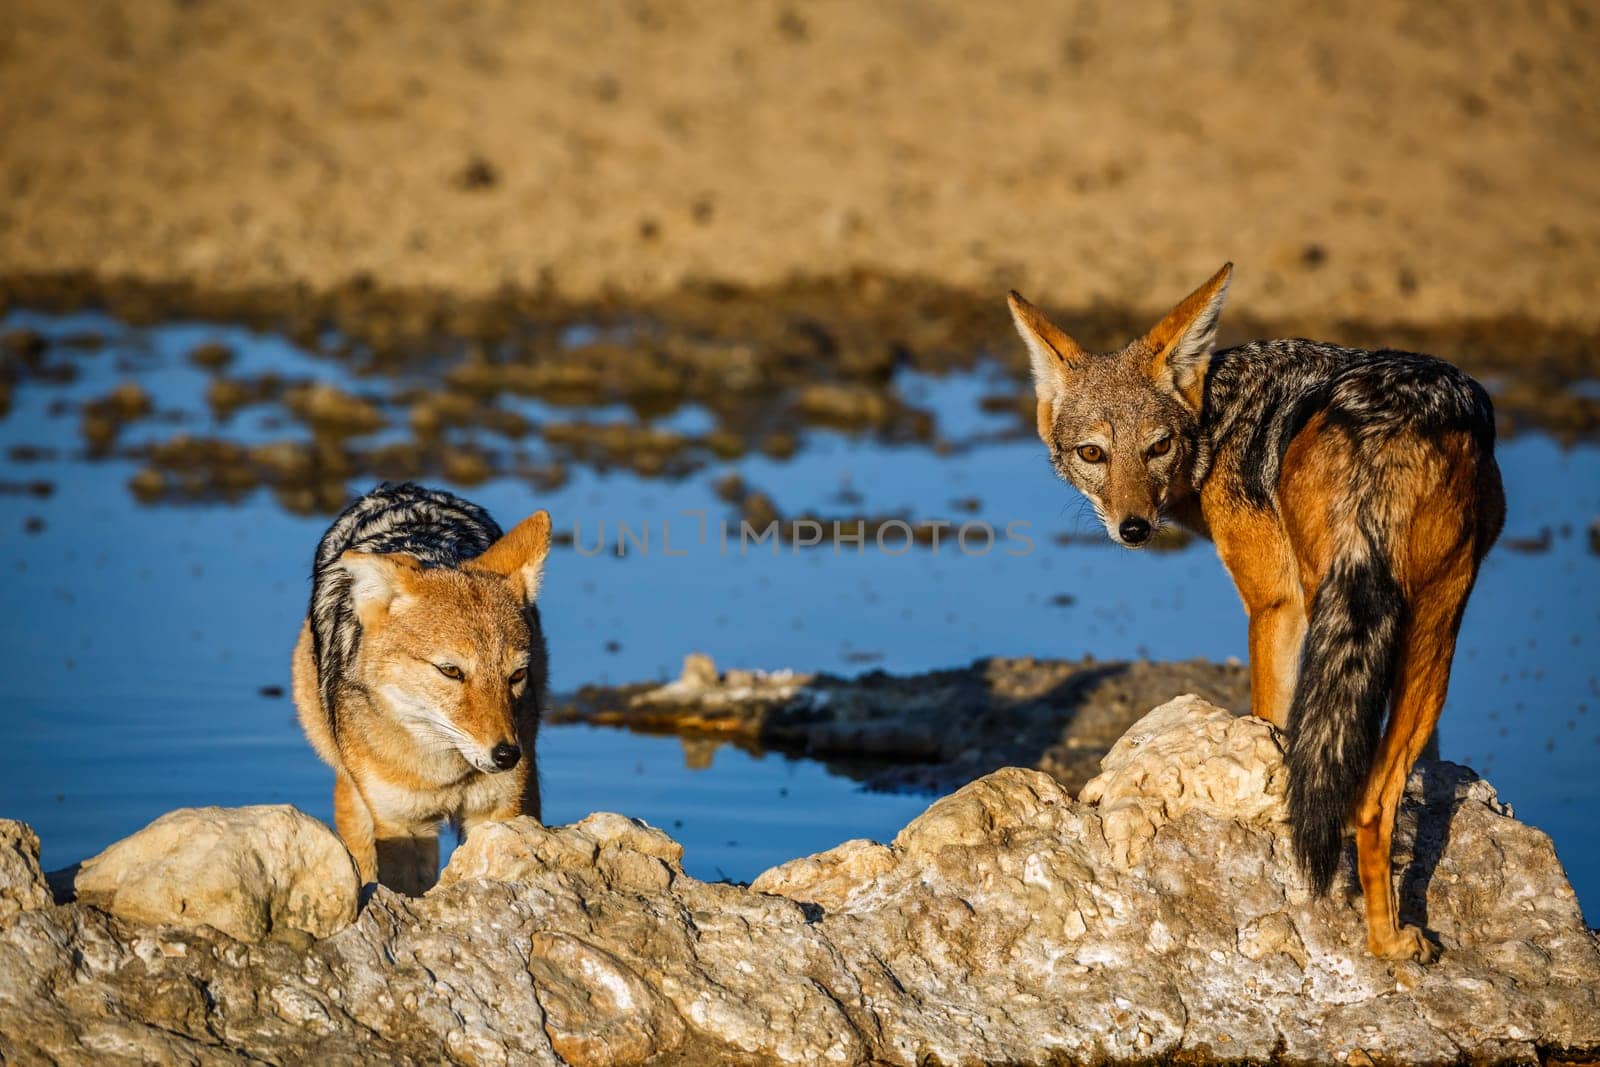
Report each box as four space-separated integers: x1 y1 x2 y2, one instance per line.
333 774 378 885
1247 599 1306 729
373 831 441 896
341 777 439 895
1212 507 1306 729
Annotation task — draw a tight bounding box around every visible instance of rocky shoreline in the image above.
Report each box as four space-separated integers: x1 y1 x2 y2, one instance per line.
3 696 1597 1065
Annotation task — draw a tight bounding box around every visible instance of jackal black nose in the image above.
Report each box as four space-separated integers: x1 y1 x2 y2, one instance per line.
490 743 521 770
1118 518 1152 545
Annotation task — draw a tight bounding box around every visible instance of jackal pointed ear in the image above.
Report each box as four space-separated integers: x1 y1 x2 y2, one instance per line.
1007 290 1085 441
1142 262 1231 411
337 551 420 625
471 509 552 601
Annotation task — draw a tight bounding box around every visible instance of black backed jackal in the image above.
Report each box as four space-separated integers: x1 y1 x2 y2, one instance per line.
292 482 551 894
1009 265 1504 962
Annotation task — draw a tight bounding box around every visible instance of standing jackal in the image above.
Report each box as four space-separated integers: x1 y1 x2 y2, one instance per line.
1008 265 1504 962
292 483 551 894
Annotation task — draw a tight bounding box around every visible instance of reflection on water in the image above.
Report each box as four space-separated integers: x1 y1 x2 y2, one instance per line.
0 311 1595 914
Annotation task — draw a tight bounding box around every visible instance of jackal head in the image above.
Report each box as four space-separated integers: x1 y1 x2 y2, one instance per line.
1007 263 1231 547
336 511 551 774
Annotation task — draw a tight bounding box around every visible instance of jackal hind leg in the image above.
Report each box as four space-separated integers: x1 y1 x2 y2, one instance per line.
1354 562 1474 963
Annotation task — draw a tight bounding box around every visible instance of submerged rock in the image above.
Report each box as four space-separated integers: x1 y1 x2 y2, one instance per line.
1 697 1596 1063
71 804 360 945
186 340 235 370
794 382 893 428
283 381 385 436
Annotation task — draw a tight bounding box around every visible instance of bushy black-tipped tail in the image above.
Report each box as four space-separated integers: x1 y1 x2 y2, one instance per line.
1285 539 1406 894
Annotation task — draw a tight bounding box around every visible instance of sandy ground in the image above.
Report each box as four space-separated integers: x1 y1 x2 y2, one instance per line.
3 0 1599 330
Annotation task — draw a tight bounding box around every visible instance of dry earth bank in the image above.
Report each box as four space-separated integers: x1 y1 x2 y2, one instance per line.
4 0 1600 330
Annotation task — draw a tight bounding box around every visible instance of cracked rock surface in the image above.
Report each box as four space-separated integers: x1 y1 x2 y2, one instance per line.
0 821 51 922
2 696 1596 1065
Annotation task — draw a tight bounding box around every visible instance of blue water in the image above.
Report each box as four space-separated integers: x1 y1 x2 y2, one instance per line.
0 311 1595 918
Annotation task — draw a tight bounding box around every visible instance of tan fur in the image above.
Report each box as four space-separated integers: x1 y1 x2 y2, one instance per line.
1007 290 1085 370
293 512 550 894
1141 262 1233 411
469 510 553 598
1007 290 1086 442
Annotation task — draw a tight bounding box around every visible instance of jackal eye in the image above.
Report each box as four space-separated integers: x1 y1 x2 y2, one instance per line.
508 667 528 686
435 663 465 681
1075 444 1106 464
1147 437 1172 458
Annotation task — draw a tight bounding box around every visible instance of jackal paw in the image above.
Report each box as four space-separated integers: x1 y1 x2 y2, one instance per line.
1371 924 1438 964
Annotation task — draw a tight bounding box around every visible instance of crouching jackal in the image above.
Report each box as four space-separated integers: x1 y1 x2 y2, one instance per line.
1008 264 1504 962
292 483 551 894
